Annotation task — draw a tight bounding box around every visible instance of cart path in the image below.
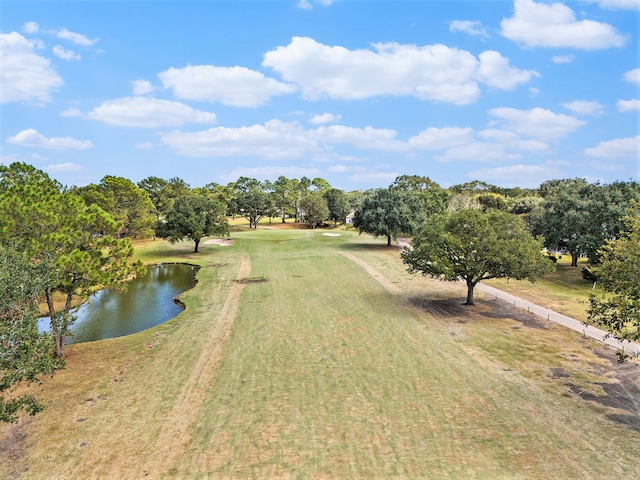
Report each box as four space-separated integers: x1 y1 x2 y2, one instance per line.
396 239 638 356
474 282 640 356
150 253 251 476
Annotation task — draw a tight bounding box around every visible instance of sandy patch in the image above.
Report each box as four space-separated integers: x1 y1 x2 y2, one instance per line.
202 238 235 246
322 233 342 237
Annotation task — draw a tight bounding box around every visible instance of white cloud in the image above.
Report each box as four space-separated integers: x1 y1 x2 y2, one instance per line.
159 65 296 107
501 0 626 50
7 128 94 150
134 142 154 149
551 54 574 64
623 68 640 85
309 113 342 124
586 0 640 9
449 20 489 38
60 107 84 118
617 99 640 112
44 162 86 172
23 22 39 34
408 127 475 150
489 107 586 140
348 170 399 185
561 100 604 116
584 135 640 159
436 141 523 163
160 120 318 159
131 80 156 95
57 28 98 46
295 0 334 7
469 163 563 188
263 37 535 105
53 45 81 60
476 50 539 90
313 125 407 151
0 32 63 103
86 97 217 127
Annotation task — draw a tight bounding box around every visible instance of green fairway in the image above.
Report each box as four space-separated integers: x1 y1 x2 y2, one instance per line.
2 228 639 479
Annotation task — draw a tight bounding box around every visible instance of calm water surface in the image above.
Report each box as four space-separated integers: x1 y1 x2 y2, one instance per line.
39 264 197 344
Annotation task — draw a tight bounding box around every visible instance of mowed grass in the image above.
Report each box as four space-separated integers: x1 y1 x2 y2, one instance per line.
1 229 639 479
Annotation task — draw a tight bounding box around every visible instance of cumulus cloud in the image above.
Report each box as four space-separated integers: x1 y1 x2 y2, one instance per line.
297 0 335 7
501 0 626 50
476 50 539 90
160 119 410 159
309 113 342 124
489 107 586 140
57 27 99 46
562 100 604 116
0 32 63 103
348 170 400 185
469 163 564 188
551 54 574 64
53 45 81 60
623 68 640 85
60 107 84 118
263 37 535 105
159 65 296 107
449 20 489 38
86 97 217 127
408 127 475 150
313 125 407 151
617 99 640 112
584 135 640 159
7 128 94 150
160 120 318 159
23 22 39 34
131 80 155 95
45 162 86 172
586 0 640 9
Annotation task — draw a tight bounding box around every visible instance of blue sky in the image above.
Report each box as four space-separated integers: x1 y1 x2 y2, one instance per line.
1 0 638 191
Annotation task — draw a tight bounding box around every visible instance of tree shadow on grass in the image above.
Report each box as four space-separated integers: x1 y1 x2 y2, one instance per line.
407 294 550 330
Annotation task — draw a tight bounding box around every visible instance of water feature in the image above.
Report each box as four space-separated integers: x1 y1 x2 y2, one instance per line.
38 263 197 344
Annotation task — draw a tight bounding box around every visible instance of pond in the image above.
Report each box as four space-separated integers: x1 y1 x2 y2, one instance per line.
38 263 198 344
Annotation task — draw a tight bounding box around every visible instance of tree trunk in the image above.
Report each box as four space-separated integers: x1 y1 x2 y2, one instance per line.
45 290 64 357
387 234 392 247
570 251 579 267
194 238 200 253
465 281 476 306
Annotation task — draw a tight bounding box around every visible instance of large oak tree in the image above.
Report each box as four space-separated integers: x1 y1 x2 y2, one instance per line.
155 194 228 252
402 209 553 305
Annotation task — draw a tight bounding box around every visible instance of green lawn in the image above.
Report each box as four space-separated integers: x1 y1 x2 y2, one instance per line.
2 228 638 479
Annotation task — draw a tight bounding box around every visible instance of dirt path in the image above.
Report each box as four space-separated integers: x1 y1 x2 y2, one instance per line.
149 253 251 476
339 252 400 294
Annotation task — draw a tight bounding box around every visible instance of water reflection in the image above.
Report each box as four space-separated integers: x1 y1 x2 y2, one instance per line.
38 264 197 344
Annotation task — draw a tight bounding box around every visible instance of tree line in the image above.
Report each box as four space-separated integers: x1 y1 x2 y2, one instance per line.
1 161 638 421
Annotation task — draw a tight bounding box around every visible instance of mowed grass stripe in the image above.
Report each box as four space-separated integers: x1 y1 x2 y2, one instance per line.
2 231 638 479
168 231 620 478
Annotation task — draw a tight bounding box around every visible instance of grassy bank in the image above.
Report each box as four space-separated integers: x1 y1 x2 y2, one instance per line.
2 228 639 478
